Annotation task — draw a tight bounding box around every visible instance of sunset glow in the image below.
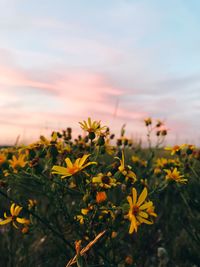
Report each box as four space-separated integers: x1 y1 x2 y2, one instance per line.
0 0 200 145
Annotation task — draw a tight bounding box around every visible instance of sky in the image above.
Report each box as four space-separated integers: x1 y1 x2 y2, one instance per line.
0 0 200 145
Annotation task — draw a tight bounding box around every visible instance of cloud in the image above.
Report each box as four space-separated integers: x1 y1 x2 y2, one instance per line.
0 1 200 145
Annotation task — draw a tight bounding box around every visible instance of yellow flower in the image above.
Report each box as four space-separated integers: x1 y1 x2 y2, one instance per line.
9 154 27 172
82 204 93 215
140 178 148 187
126 187 156 234
75 215 85 224
28 199 37 209
79 117 107 136
99 209 115 220
154 167 162 175
104 139 115 155
75 206 93 224
132 156 147 167
131 156 140 163
156 158 168 168
165 145 186 155
39 131 57 146
167 158 180 166
92 172 118 189
52 154 97 178
0 203 30 229
0 153 6 165
164 168 187 184
117 151 137 183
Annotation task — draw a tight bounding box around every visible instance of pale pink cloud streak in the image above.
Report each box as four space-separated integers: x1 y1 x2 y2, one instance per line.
0 63 147 144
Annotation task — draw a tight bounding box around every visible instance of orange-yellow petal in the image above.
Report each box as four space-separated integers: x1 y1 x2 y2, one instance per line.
137 187 147 206
65 158 73 168
16 217 30 224
132 188 137 205
127 196 133 207
140 201 153 210
0 217 12 225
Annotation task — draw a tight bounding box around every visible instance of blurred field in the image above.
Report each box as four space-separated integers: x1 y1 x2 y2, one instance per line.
0 118 199 267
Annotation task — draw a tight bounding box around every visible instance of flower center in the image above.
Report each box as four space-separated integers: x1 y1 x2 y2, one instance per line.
102 176 110 184
132 205 139 215
67 166 79 175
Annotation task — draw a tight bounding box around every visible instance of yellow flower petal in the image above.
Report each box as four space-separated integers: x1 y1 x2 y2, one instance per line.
137 187 147 206
92 177 102 183
138 211 148 218
14 206 22 216
88 117 92 128
137 217 153 225
127 196 133 207
129 216 137 234
140 201 153 210
82 162 97 169
79 154 90 167
52 166 68 176
132 188 137 205
0 217 12 225
10 203 15 216
65 158 73 168
16 217 30 224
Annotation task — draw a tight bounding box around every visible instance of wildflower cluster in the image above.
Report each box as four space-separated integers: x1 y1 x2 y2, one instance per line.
0 117 198 266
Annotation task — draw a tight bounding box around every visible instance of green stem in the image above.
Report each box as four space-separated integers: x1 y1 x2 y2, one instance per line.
178 189 195 220
189 162 200 181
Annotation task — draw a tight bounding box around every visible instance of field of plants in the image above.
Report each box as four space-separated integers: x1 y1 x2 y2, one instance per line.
0 118 199 267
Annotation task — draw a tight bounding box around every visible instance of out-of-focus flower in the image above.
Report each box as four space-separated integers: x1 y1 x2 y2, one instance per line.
111 231 118 238
117 151 137 183
28 199 37 209
92 172 118 189
99 209 115 220
185 144 196 155
104 139 115 155
156 120 163 128
140 178 148 187
164 168 187 184
96 191 107 203
132 156 147 167
144 118 152 126
52 154 97 178
125 255 133 265
154 167 162 175
156 158 168 168
0 203 30 229
39 132 58 146
75 206 93 224
0 153 6 165
75 215 84 224
165 145 186 155
9 154 27 173
161 129 167 136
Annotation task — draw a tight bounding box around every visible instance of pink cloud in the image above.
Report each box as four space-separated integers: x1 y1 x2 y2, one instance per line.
0 62 146 144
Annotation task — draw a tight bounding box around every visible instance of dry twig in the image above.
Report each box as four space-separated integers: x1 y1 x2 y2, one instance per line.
66 230 106 267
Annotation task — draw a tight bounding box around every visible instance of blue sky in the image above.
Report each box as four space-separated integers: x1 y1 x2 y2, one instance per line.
0 0 200 145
